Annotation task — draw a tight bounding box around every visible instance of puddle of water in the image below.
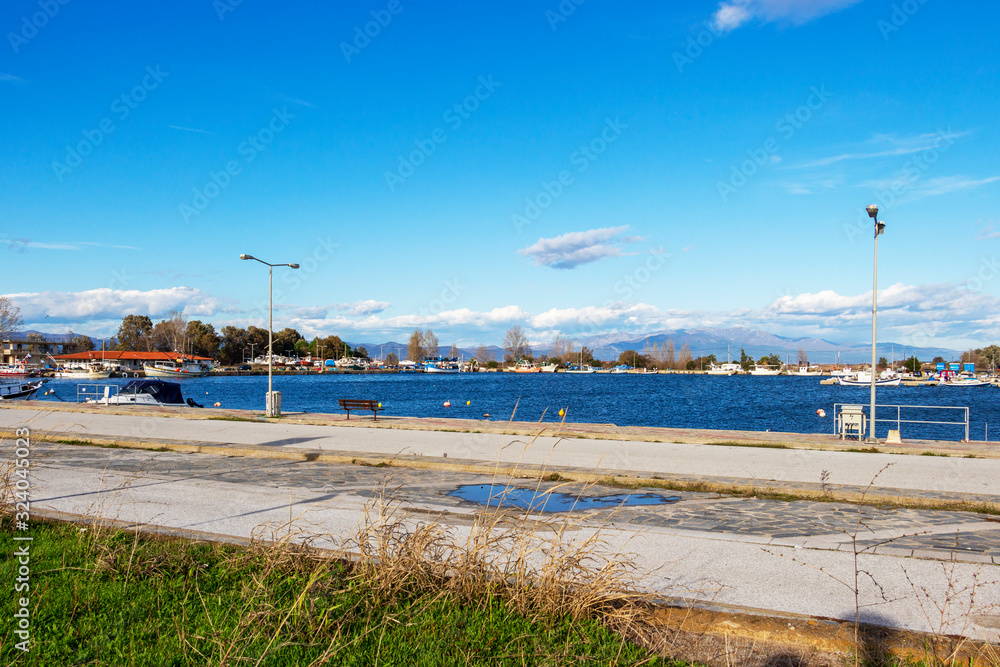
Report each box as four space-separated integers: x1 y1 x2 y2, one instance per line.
450 484 680 513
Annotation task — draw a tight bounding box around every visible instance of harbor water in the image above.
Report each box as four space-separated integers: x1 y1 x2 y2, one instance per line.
36 373 999 442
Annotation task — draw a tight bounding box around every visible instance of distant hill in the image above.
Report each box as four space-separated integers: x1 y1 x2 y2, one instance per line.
11 331 112 348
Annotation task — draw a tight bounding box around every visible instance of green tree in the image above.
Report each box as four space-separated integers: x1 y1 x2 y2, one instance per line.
116 315 153 352
67 332 95 353
739 348 752 372
271 328 302 356
757 354 781 368
878 356 889 369
617 350 649 368
407 329 424 362
354 346 370 360
185 321 220 358
218 326 248 365
903 356 921 373
384 352 399 366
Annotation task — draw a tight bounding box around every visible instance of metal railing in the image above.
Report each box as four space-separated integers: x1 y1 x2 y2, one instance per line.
833 403 970 442
77 384 118 404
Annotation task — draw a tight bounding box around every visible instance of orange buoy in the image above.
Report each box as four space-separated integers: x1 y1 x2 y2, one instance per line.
214 402 221 407
443 401 451 407
816 409 826 418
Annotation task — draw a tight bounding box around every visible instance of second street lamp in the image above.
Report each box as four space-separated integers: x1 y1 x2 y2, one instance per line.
240 254 300 417
866 205 886 443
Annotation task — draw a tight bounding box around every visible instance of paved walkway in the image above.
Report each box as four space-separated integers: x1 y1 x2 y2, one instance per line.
3 404 999 645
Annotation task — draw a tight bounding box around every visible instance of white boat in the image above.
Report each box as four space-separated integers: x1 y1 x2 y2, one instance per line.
831 367 854 378
565 365 596 374
425 357 461 374
795 367 822 376
54 362 112 379
86 379 201 407
0 361 36 378
143 357 210 378
941 375 991 388
0 379 44 400
540 363 558 373
838 372 900 387
749 365 781 376
706 363 740 375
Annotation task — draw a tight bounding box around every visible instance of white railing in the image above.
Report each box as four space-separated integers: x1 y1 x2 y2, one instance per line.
76 384 119 404
833 403 970 442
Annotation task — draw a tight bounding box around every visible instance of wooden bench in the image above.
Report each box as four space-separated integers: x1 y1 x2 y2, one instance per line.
338 399 382 421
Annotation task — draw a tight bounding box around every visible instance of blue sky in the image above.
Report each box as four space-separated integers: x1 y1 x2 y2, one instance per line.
2 0 998 350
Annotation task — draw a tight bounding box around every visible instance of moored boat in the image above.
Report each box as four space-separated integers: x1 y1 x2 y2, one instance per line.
513 360 540 373
143 357 210 378
425 357 461 374
85 379 202 407
0 379 44 400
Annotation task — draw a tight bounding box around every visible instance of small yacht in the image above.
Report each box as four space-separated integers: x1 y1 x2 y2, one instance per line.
143 357 210 378
424 357 462 374
0 379 44 400
565 365 596 374
749 365 781 376
85 379 202 407
838 371 900 387
706 363 740 375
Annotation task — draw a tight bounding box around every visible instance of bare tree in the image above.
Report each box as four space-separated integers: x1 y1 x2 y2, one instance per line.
151 310 188 353
421 329 439 358
475 345 490 363
550 335 571 360
0 296 23 339
797 347 809 367
448 344 460 359
665 339 676 370
678 344 692 370
502 325 531 361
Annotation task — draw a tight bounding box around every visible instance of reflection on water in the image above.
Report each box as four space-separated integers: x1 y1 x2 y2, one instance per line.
449 484 680 513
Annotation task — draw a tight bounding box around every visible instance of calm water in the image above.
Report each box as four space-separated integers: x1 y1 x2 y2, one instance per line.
38 374 1000 442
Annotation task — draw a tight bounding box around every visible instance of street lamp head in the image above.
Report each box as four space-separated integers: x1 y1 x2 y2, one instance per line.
876 221 886 236
239 254 253 260
866 205 879 219
288 263 300 269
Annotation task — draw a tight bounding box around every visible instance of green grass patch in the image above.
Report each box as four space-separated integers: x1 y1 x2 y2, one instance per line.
0 516 687 666
705 441 790 449
847 447 882 454
921 451 949 457
205 415 265 423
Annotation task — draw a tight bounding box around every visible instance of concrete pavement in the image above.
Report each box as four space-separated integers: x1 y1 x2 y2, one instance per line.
3 403 999 655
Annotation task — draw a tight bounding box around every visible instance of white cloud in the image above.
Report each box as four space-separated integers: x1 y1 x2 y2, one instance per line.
518 226 639 269
794 130 970 169
712 0 863 33
335 299 391 316
5 287 225 323
167 125 217 135
0 73 24 84
1 239 139 252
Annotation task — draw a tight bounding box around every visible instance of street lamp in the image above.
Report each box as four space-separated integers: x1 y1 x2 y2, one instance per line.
240 254 300 416
866 205 886 443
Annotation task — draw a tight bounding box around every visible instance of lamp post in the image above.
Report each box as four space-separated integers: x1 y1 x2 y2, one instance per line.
240 254 299 416
866 205 886 443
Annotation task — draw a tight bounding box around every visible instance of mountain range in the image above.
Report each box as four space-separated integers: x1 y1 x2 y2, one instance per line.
352 327 960 364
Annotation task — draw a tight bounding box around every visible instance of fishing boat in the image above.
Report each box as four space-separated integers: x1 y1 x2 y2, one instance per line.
513 360 540 373
143 356 210 378
425 357 461 374
706 363 740 375
565 365 596 374
0 379 44 400
940 374 991 388
795 366 822 376
85 379 202 407
54 362 112 379
749 365 781 376
838 371 900 387
0 359 35 378
540 363 558 373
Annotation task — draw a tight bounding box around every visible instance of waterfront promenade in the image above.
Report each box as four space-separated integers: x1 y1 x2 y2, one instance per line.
2 401 999 658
